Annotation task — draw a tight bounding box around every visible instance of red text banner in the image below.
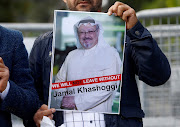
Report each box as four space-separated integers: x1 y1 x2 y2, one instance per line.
52 74 121 90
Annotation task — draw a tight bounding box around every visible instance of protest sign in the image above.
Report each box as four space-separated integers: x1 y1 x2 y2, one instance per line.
48 10 126 114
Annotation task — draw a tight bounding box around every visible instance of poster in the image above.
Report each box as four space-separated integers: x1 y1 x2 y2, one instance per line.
48 10 126 114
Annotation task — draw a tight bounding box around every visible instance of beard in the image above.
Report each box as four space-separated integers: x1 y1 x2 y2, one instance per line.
81 38 94 49
67 0 102 12
81 36 99 49
82 42 93 49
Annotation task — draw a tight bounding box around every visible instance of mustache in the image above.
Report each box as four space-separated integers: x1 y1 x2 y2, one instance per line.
76 0 92 4
83 37 92 40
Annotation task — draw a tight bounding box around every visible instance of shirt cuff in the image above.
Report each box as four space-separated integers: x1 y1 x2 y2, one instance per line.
0 81 10 100
126 20 144 40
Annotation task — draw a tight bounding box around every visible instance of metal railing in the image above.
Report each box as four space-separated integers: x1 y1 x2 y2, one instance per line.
0 23 53 32
137 7 180 127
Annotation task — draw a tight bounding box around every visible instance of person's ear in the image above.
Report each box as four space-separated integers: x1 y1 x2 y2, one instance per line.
63 0 67 3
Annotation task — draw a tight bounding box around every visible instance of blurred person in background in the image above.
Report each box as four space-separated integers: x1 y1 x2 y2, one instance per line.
0 25 39 127
26 0 171 127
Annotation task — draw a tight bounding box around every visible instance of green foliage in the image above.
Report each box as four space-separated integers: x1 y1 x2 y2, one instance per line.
143 0 180 9
165 0 180 7
0 0 31 22
0 0 179 22
107 0 180 11
0 0 62 22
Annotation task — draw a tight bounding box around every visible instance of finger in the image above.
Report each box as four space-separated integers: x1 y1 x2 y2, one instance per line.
122 8 136 22
0 57 4 64
108 1 124 15
107 6 113 16
47 114 54 120
0 68 6 72
0 80 8 92
0 71 9 80
51 108 56 113
0 72 6 77
40 104 49 111
113 1 125 13
117 4 130 18
0 63 6 69
114 1 124 6
41 108 56 116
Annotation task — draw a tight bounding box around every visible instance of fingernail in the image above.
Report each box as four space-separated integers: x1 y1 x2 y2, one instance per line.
51 108 56 113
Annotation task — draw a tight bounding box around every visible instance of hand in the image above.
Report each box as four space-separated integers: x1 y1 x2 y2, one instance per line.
0 57 9 93
61 96 76 109
108 1 138 30
33 104 56 127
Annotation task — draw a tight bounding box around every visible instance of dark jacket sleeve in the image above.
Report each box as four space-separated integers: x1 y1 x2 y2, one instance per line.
29 35 44 105
0 30 39 119
26 31 64 127
23 32 52 127
126 21 171 86
29 31 53 105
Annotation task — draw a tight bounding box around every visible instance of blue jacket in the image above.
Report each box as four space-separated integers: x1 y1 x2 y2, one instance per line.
0 25 39 127
28 21 171 127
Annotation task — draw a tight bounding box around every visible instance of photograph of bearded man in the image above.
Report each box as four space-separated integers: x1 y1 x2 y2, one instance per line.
53 16 122 114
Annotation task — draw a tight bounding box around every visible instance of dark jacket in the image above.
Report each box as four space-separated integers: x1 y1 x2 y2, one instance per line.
0 26 39 127
28 21 171 127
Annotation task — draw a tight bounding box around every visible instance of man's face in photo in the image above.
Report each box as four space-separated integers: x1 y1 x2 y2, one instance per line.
78 23 99 49
63 0 102 12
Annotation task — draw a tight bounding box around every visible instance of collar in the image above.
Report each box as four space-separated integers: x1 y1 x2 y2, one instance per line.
82 44 98 56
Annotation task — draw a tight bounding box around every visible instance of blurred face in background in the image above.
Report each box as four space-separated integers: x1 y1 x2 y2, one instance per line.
78 23 99 49
63 0 102 12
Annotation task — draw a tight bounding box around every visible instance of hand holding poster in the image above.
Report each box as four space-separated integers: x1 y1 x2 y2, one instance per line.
49 10 126 114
